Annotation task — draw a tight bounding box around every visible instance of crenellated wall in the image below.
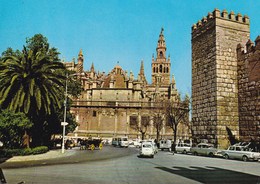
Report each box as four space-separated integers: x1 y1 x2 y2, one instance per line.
237 36 260 142
192 9 250 148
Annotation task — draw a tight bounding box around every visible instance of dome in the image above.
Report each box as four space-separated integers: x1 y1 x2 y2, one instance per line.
102 65 127 88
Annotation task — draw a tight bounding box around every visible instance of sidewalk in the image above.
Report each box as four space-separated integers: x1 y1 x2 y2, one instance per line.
0 146 138 169
0 149 78 169
5 149 76 162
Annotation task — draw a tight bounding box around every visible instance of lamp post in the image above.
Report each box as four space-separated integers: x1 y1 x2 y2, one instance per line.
61 73 69 154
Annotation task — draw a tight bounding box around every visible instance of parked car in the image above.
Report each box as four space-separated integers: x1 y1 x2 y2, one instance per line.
159 139 172 151
129 139 141 148
118 137 129 148
139 141 154 158
176 142 192 154
112 138 119 147
221 145 260 162
190 143 219 157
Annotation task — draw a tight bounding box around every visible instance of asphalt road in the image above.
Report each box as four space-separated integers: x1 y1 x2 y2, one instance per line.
2 146 260 184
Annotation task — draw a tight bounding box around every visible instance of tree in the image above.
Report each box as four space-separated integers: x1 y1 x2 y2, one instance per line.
0 34 82 147
130 116 150 140
164 94 190 151
1 47 21 60
152 104 164 142
0 34 67 147
0 109 32 149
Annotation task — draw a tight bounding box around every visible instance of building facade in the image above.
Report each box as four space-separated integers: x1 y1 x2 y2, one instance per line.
65 29 190 140
192 9 259 148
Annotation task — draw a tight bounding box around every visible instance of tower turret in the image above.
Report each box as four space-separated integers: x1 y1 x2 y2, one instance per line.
151 28 171 86
77 49 84 74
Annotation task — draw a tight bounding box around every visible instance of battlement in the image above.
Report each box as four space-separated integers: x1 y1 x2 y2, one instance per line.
192 8 249 31
237 36 260 54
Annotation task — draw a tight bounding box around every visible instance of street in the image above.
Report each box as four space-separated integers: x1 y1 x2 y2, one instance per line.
3 146 260 184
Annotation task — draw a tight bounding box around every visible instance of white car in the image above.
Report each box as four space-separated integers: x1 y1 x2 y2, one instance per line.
159 139 172 151
176 142 191 154
118 137 129 148
139 142 154 158
190 143 219 157
131 139 141 148
222 145 260 162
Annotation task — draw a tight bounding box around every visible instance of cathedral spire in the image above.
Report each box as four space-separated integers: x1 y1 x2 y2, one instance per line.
90 62 95 73
78 49 83 57
139 60 145 75
157 27 166 58
77 49 84 74
138 60 147 85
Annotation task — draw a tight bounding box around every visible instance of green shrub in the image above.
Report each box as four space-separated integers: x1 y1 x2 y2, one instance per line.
22 148 33 155
0 146 48 157
32 146 48 155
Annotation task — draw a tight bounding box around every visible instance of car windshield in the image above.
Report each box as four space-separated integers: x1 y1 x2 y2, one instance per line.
123 138 127 141
143 144 151 148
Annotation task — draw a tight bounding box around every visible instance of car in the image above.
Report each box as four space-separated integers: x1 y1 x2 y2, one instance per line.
112 138 119 147
144 140 159 154
190 143 219 157
221 145 260 162
159 139 172 151
152 141 159 154
139 141 154 158
129 139 142 148
118 137 129 148
176 142 192 154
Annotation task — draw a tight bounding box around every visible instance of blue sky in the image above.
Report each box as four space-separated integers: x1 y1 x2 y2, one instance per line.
0 0 259 97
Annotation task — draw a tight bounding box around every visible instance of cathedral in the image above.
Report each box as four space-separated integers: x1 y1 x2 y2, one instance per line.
64 28 190 140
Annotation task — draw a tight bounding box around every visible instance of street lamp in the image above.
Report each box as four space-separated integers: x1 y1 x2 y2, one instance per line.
61 72 81 153
61 73 69 154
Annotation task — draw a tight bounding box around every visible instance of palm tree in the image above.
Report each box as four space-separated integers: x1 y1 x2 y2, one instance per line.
0 46 66 146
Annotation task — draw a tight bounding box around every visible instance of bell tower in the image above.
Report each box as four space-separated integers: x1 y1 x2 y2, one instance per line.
77 49 84 74
151 28 171 85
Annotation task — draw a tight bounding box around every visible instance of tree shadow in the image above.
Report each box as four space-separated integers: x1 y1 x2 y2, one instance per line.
155 166 260 184
226 126 238 145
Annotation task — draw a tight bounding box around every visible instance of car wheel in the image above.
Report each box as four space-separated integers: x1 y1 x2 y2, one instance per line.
183 150 187 154
208 152 214 157
194 152 198 156
224 154 229 159
151 155 154 158
242 155 248 162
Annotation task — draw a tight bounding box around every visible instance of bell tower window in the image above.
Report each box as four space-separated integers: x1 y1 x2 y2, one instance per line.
160 51 163 58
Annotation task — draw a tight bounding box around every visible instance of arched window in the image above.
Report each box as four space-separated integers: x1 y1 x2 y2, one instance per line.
160 65 162 73
153 67 155 73
160 51 163 57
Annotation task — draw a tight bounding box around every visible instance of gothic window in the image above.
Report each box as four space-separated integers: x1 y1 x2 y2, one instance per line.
156 67 158 73
153 67 155 73
93 110 97 117
166 67 169 73
130 116 138 127
160 65 162 73
164 67 166 73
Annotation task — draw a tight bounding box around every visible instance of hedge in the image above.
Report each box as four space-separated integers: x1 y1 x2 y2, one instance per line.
0 146 49 158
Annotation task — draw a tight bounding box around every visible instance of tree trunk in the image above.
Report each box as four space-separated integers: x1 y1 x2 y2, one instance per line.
22 130 30 148
141 132 145 140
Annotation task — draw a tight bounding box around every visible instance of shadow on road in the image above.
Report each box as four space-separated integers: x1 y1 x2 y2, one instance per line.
155 166 260 184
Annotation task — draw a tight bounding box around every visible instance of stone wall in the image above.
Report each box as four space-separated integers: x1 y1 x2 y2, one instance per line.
192 9 250 148
237 37 260 142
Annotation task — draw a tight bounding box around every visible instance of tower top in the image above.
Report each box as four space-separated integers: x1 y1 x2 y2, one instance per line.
78 49 83 57
192 8 250 32
157 27 166 49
